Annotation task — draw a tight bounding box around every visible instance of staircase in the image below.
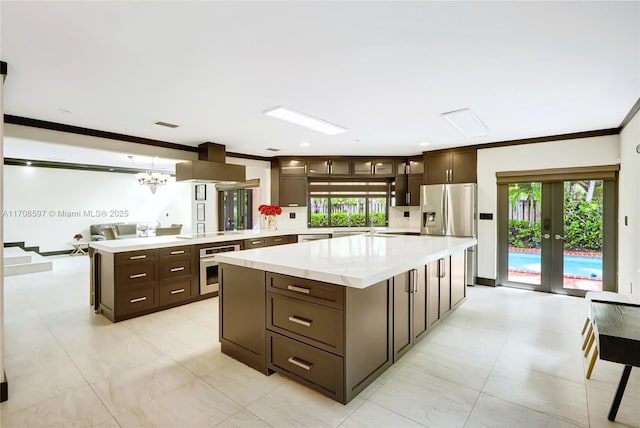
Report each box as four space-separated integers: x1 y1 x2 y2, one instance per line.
3 246 53 276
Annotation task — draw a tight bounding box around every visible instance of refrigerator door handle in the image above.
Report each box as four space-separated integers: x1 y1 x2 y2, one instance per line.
443 186 448 235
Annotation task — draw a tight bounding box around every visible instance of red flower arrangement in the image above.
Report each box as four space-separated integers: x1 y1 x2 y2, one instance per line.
73 233 83 241
258 204 282 216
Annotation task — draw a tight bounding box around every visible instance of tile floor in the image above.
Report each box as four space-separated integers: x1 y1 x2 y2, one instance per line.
1 255 638 428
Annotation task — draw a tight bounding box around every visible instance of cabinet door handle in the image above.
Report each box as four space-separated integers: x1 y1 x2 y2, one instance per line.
170 266 185 272
129 255 146 260
170 288 185 295
413 268 419 293
288 316 312 327
288 356 313 371
251 240 262 245
129 273 147 279
170 250 185 255
130 296 147 303
406 192 410 205
287 285 311 294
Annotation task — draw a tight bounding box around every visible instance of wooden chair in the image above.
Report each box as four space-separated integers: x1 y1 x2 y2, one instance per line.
582 291 631 379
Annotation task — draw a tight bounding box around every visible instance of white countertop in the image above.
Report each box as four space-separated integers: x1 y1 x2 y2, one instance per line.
89 227 420 252
215 235 477 288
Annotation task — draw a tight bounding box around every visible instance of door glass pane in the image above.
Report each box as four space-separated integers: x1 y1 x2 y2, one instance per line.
562 180 603 291
507 182 542 284
310 197 328 227
331 198 365 226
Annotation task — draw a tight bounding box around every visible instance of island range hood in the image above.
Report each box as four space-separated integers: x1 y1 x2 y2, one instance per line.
176 142 246 183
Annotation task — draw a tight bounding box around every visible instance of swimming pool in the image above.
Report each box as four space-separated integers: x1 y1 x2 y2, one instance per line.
508 251 602 279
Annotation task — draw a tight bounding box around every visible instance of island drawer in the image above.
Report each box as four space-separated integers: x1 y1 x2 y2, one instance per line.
265 235 294 246
117 284 158 316
267 273 344 309
116 261 157 286
268 332 344 403
159 257 192 280
243 238 267 249
267 293 344 355
115 249 157 264
158 246 192 259
159 279 193 305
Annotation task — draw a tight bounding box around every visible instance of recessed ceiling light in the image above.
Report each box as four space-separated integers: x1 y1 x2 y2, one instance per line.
299 142 311 147
263 105 347 135
155 121 179 129
441 108 489 138
419 142 431 147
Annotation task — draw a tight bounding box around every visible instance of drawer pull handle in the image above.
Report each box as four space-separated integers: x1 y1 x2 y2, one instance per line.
129 273 147 279
288 316 312 327
129 255 146 260
251 240 262 245
288 356 312 371
170 267 185 272
130 296 147 303
170 250 185 255
170 288 185 295
274 238 283 242
287 285 310 294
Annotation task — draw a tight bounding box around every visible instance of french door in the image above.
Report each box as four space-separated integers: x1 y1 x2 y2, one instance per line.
498 178 616 297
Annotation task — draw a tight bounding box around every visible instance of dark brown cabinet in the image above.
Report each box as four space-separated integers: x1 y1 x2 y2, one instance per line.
392 267 429 362
450 250 466 308
219 264 268 374
278 176 307 207
96 245 199 322
353 159 394 176
425 149 477 184
307 159 350 176
394 159 424 206
280 159 307 176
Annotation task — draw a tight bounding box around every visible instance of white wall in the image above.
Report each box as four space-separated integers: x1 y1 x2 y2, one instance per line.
476 135 620 281
3 165 192 252
619 110 640 303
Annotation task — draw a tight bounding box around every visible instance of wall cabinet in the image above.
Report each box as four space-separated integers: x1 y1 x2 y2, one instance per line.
352 159 394 176
425 149 477 184
393 159 424 206
271 159 308 207
280 159 307 176
277 176 307 207
307 159 350 176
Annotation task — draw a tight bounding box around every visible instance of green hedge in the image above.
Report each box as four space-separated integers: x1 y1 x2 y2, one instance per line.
310 212 386 227
509 198 602 251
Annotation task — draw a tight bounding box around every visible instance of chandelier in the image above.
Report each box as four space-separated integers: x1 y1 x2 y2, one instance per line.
135 170 170 194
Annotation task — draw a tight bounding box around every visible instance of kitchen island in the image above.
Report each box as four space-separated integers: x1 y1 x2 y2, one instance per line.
215 234 476 404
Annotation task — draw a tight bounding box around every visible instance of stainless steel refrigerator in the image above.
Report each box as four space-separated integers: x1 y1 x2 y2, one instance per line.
420 183 477 285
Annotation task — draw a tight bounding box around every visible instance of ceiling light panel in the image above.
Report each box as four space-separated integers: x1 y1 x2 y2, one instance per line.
263 106 347 135
441 108 489 138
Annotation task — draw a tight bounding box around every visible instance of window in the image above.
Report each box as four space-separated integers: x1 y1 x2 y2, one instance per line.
308 181 389 228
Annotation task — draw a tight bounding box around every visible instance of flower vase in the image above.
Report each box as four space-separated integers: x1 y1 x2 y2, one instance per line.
265 214 277 230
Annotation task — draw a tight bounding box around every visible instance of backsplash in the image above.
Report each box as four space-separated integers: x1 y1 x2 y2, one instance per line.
276 206 420 230
388 206 421 229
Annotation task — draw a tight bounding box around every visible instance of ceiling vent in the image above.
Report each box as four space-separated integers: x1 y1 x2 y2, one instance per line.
266 147 282 152
155 121 179 128
441 108 489 138
175 143 246 183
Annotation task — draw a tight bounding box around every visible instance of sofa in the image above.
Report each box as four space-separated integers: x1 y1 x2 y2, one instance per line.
90 222 161 240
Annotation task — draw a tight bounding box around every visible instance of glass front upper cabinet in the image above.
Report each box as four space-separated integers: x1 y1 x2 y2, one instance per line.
308 159 350 176
352 159 394 176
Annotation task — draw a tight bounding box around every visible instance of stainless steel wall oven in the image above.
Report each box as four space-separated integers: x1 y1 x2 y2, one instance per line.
199 243 240 294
